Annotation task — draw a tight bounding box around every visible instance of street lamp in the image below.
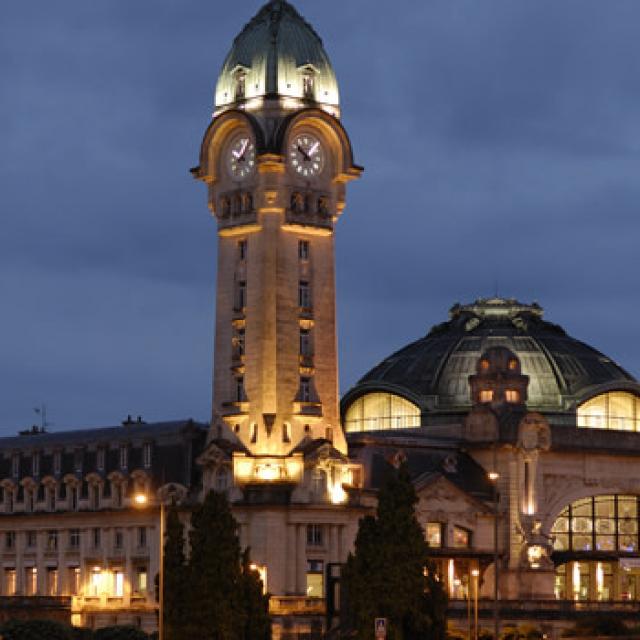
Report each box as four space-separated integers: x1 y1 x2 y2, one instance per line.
488 472 500 640
134 492 165 640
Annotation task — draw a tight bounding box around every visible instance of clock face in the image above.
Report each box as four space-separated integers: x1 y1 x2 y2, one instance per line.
289 134 325 178
227 135 256 180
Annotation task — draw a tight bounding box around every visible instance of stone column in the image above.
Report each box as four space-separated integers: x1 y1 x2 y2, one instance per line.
286 525 296 594
296 524 306 595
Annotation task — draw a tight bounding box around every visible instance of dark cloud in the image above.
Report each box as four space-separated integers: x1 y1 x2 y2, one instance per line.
1 0 639 433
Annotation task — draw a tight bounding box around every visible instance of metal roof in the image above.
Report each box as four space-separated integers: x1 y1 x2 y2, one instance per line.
214 0 339 109
343 298 639 415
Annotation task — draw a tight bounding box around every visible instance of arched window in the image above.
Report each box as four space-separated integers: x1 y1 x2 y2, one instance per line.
578 392 640 432
551 495 639 552
344 393 420 432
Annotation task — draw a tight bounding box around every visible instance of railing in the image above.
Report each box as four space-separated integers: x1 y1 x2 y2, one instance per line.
269 596 325 616
447 598 640 617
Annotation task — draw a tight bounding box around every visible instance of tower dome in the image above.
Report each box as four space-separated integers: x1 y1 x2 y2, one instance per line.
214 0 340 114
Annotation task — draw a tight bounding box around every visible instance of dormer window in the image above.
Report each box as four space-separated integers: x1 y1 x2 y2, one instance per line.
234 71 246 100
302 72 315 99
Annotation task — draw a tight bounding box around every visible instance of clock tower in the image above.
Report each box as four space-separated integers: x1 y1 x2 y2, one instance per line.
192 0 362 472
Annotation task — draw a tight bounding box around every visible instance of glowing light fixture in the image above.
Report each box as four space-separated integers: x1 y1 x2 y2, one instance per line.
256 463 280 482
329 482 347 505
488 471 499 482
134 493 148 506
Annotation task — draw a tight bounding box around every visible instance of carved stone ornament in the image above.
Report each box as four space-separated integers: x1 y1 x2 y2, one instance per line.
517 412 551 452
463 405 499 441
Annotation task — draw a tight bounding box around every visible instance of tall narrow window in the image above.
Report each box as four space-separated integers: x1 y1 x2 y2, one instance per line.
238 240 247 261
90 484 100 509
47 486 56 512
47 568 58 596
299 281 311 309
505 389 520 403
12 454 19 479
135 568 148 595
233 327 246 358
119 445 128 470
32 453 40 477
306 524 324 546
92 528 101 548
479 389 494 403
250 423 258 444
143 443 152 469
47 530 58 551
5 532 15 550
283 423 291 444
114 529 124 550
113 570 124 597
69 567 80 596
300 377 311 403
69 529 80 549
300 328 311 357
5 569 16 596
306 560 324 598
298 240 310 260
236 281 247 311
138 527 147 548
235 377 245 403
53 451 61 476
74 449 83 473
25 567 37 596
97 448 105 472
71 486 78 511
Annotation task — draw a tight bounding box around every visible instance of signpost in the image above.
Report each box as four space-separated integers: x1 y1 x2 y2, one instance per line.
375 618 388 639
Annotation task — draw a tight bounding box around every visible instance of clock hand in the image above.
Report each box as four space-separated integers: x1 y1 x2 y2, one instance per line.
297 144 311 162
308 141 319 157
238 139 249 159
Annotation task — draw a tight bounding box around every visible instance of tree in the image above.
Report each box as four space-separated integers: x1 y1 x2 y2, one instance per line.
0 619 73 640
342 463 448 640
240 549 271 640
184 490 246 640
163 503 188 640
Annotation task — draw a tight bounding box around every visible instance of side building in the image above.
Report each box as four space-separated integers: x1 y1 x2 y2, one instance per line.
0 419 206 632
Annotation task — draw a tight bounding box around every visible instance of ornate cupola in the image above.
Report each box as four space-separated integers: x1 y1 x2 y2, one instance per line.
213 0 340 118
469 347 529 411
191 0 362 484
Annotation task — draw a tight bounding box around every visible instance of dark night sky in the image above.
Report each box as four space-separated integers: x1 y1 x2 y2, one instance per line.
2 1 639 434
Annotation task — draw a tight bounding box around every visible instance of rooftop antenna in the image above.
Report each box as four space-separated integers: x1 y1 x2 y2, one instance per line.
33 403 50 431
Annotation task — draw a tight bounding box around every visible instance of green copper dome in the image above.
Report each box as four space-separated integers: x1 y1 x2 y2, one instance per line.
215 0 340 111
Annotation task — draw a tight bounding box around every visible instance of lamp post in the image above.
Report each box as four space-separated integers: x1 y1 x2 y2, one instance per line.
488 472 500 640
471 568 479 640
134 493 165 640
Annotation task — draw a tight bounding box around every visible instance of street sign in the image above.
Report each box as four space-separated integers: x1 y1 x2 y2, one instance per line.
375 617 388 639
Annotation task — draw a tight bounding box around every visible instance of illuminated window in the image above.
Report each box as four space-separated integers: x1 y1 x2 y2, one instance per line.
508 359 518 371
4 569 16 595
480 359 490 371
91 568 102 596
552 495 640 553
452 526 471 549
113 570 124 597
135 568 147 595
306 560 323 598
505 389 520 403
344 393 420 432
578 392 640 432
25 567 37 595
69 567 80 596
426 522 443 548
47 568 58 596
479 390 494 403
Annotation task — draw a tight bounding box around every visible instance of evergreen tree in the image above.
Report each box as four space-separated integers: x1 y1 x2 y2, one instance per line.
342 463 448 640
184 490 246 640
241 548 271 640
163 502 188 640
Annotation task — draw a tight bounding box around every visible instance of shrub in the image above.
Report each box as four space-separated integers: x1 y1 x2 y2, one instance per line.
0 619 73 640
93 626 148 640
569 616 629 637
